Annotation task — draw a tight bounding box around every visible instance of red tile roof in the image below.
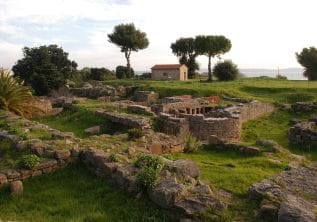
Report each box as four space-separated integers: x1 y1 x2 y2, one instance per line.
151 64 185 70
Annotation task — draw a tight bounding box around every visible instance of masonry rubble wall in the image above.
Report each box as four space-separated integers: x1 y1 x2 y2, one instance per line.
289 121 317 147
152 100 202 115
134 91 159 104
127 104 154 115
156 101 274 141
80 148 226 220
0 148 79 187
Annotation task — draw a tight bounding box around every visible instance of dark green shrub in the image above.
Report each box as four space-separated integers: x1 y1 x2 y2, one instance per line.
72 100 80 104
181 132 202 153
20 154 41 169
127 128 144 140
135 154 164 170
115 66 134 79
213 60 239 81
137 166 159 189
89 68 116 81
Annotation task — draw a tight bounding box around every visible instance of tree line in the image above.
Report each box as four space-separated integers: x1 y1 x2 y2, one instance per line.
10 23 317 96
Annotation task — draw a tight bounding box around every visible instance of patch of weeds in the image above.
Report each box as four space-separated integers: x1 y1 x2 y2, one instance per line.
135 154 164 170
137 166 160 189
20 154 41 169
181 132 202 153
109 153 119 162
127 128 144 140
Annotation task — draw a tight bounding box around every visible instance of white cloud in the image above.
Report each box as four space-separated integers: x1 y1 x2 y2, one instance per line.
1 0 317 70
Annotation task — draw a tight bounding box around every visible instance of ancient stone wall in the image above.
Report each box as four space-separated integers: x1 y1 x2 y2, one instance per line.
237 101 274 122
156 113 189 136
0 149 79 187
188 115 241 141
127 105 154 115
152 100 202 115
134 91 159 104
289 121 317 147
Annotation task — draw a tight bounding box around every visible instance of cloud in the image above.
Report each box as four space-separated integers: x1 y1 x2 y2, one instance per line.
1 0 317 70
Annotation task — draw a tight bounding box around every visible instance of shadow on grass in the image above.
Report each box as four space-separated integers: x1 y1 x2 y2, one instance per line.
0 163 170 222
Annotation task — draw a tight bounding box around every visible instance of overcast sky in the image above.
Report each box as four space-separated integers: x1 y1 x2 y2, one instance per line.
1 0 316 71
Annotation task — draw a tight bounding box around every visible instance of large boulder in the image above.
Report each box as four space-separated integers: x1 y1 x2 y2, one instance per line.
278 195 316 222
169 160 200 179
84 126 101 134
10 180 23 195
148 178 186 209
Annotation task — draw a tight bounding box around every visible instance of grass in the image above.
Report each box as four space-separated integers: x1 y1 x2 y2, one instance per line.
0 163 170 222
242 109 317 161
105 78 317 104
36 109 127 138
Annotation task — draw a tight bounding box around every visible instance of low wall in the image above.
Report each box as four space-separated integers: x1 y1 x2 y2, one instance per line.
156 113 189 136
188 115 241 141
0 149 79 187
289 121 317 147
134 91 159 104
237 101 274 122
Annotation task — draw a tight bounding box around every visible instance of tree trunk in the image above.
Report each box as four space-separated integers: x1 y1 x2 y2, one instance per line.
125 50 131 78
208 55 212 81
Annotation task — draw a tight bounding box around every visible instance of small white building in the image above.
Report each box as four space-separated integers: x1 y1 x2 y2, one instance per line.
151 64 188 81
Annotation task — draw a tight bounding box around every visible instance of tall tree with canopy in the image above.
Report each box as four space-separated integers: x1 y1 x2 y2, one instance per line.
195 35 231 81
296 47 317 80
171 37 199 78
12 45 77 95
108 23 149 78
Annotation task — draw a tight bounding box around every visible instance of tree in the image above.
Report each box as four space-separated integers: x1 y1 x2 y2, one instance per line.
115 66 135 79
108 23 149 77
0 69 43 118
296 47 317 80
171 38 199 78
195 35 231 81
12 45 77 95
213 60 239 81
89 68 116 81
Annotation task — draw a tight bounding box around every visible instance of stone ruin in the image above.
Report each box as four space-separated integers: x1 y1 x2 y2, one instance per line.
70 82 136 99
155 98 274 142
289 117 317 148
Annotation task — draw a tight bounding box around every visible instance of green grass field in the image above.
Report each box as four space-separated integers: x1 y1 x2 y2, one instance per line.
105 78 317 104
0 164 169 222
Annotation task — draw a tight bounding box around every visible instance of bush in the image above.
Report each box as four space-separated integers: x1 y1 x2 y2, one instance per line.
0 69 44 118
181 132 202 153
135 154 164 170
276 74 287 80
137 166 160 189
89 68 116 81
109 153 119 162
12 45 77 95
115 66 134 79
127 128 144 140
213 60 239 81
20 154 41 169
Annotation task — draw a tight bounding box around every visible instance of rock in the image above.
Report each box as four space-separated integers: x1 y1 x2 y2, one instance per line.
127 147 136 156
248 179 282 202
83 83 93 89
54 150 71 160
10 180 23 195
289 119 301 125
259 202 279 221
0 173 8 185
148 178 185 208
148 143 162 154
278 195 316 222
174 195 226 217
244 146 261 155
5 169 20 180
256 139 278 147
84 126 101 134
169 160 200 179
208 135 224 145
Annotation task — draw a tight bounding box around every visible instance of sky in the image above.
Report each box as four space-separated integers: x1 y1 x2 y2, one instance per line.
1 0 317 72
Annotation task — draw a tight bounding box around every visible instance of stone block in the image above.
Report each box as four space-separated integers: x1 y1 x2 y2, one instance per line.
10 180 23 195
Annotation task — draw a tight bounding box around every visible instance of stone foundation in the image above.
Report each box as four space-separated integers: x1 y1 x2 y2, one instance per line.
134 91 159 104
289 121 317 148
